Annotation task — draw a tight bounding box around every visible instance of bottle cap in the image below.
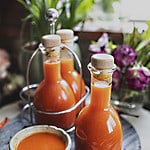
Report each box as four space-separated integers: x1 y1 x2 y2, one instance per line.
91 54 114 69
42 34 61 48
56 29 74 40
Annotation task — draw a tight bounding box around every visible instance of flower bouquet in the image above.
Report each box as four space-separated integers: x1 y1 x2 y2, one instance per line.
0 49 24 106
89 23 150 110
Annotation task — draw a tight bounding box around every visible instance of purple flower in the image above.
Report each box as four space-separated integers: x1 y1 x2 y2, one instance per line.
112 67 122 90
126 66 150 91
111 45 137 67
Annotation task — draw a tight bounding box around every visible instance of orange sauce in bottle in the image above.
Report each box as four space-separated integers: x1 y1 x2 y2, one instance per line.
61 58 86 107
56 29 86 113
17 132 66 150
75 54 122 150
34 35 76 130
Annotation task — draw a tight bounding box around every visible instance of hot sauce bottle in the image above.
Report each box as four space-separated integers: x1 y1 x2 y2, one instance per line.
33 34 76 130
56 29 86 112
75 54 122 150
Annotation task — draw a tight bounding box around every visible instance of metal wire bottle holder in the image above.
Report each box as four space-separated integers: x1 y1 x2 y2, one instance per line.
20 42 90 132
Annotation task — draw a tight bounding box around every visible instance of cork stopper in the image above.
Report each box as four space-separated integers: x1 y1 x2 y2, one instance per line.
41 34 61 48
56 29 74 40
91 54 114 70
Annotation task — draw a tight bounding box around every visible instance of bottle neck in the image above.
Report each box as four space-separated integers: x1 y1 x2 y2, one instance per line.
43 47 61 83
61 39 74 72
62 39 73 49
89 65 113 109
61 39 74 59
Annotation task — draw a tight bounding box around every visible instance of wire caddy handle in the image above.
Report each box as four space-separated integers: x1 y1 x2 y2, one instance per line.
20 41 90 132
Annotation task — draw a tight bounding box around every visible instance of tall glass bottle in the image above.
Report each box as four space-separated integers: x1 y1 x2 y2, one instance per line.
34 34 76 130
56 29 86 112
75 54 122 150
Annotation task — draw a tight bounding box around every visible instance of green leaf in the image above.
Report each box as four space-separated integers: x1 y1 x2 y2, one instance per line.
17 0 29 10
28 4 40 20
33 0 44 10
21 14 32 22
49 0 59 8
136 45 150 68
108 41 117 50
17 0 94 43
142 20 150 40
136 39 150 51
75 0 94 22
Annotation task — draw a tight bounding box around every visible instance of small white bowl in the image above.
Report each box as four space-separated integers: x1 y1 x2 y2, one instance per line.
9 125 71 150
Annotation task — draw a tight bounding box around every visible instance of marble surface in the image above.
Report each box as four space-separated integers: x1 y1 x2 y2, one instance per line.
0 101 21 122
0 101 150 150
122 108 150 150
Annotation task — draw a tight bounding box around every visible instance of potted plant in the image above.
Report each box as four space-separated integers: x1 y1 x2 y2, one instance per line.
17 0 94 84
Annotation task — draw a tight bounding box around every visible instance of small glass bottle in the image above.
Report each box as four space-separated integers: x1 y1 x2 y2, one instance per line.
75 54 122 150
33 34 76 130
56 29 86 112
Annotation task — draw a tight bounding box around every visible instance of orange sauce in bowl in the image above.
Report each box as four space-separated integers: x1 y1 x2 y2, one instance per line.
17 132 66 150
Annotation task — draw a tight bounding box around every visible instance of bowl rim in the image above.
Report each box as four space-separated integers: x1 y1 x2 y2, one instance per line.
9 125 72 150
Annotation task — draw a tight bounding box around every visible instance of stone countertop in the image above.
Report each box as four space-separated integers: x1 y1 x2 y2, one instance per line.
0 101 150 150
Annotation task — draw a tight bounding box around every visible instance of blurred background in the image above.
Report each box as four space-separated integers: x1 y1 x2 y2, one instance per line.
0 0 149 107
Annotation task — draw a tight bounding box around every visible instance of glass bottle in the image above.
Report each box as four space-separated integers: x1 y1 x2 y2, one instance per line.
33 34 76 130
56 29 86 112
75 54 122 150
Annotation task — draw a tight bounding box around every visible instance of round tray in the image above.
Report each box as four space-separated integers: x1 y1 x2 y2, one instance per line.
0 108 141 150
0 84 141 150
